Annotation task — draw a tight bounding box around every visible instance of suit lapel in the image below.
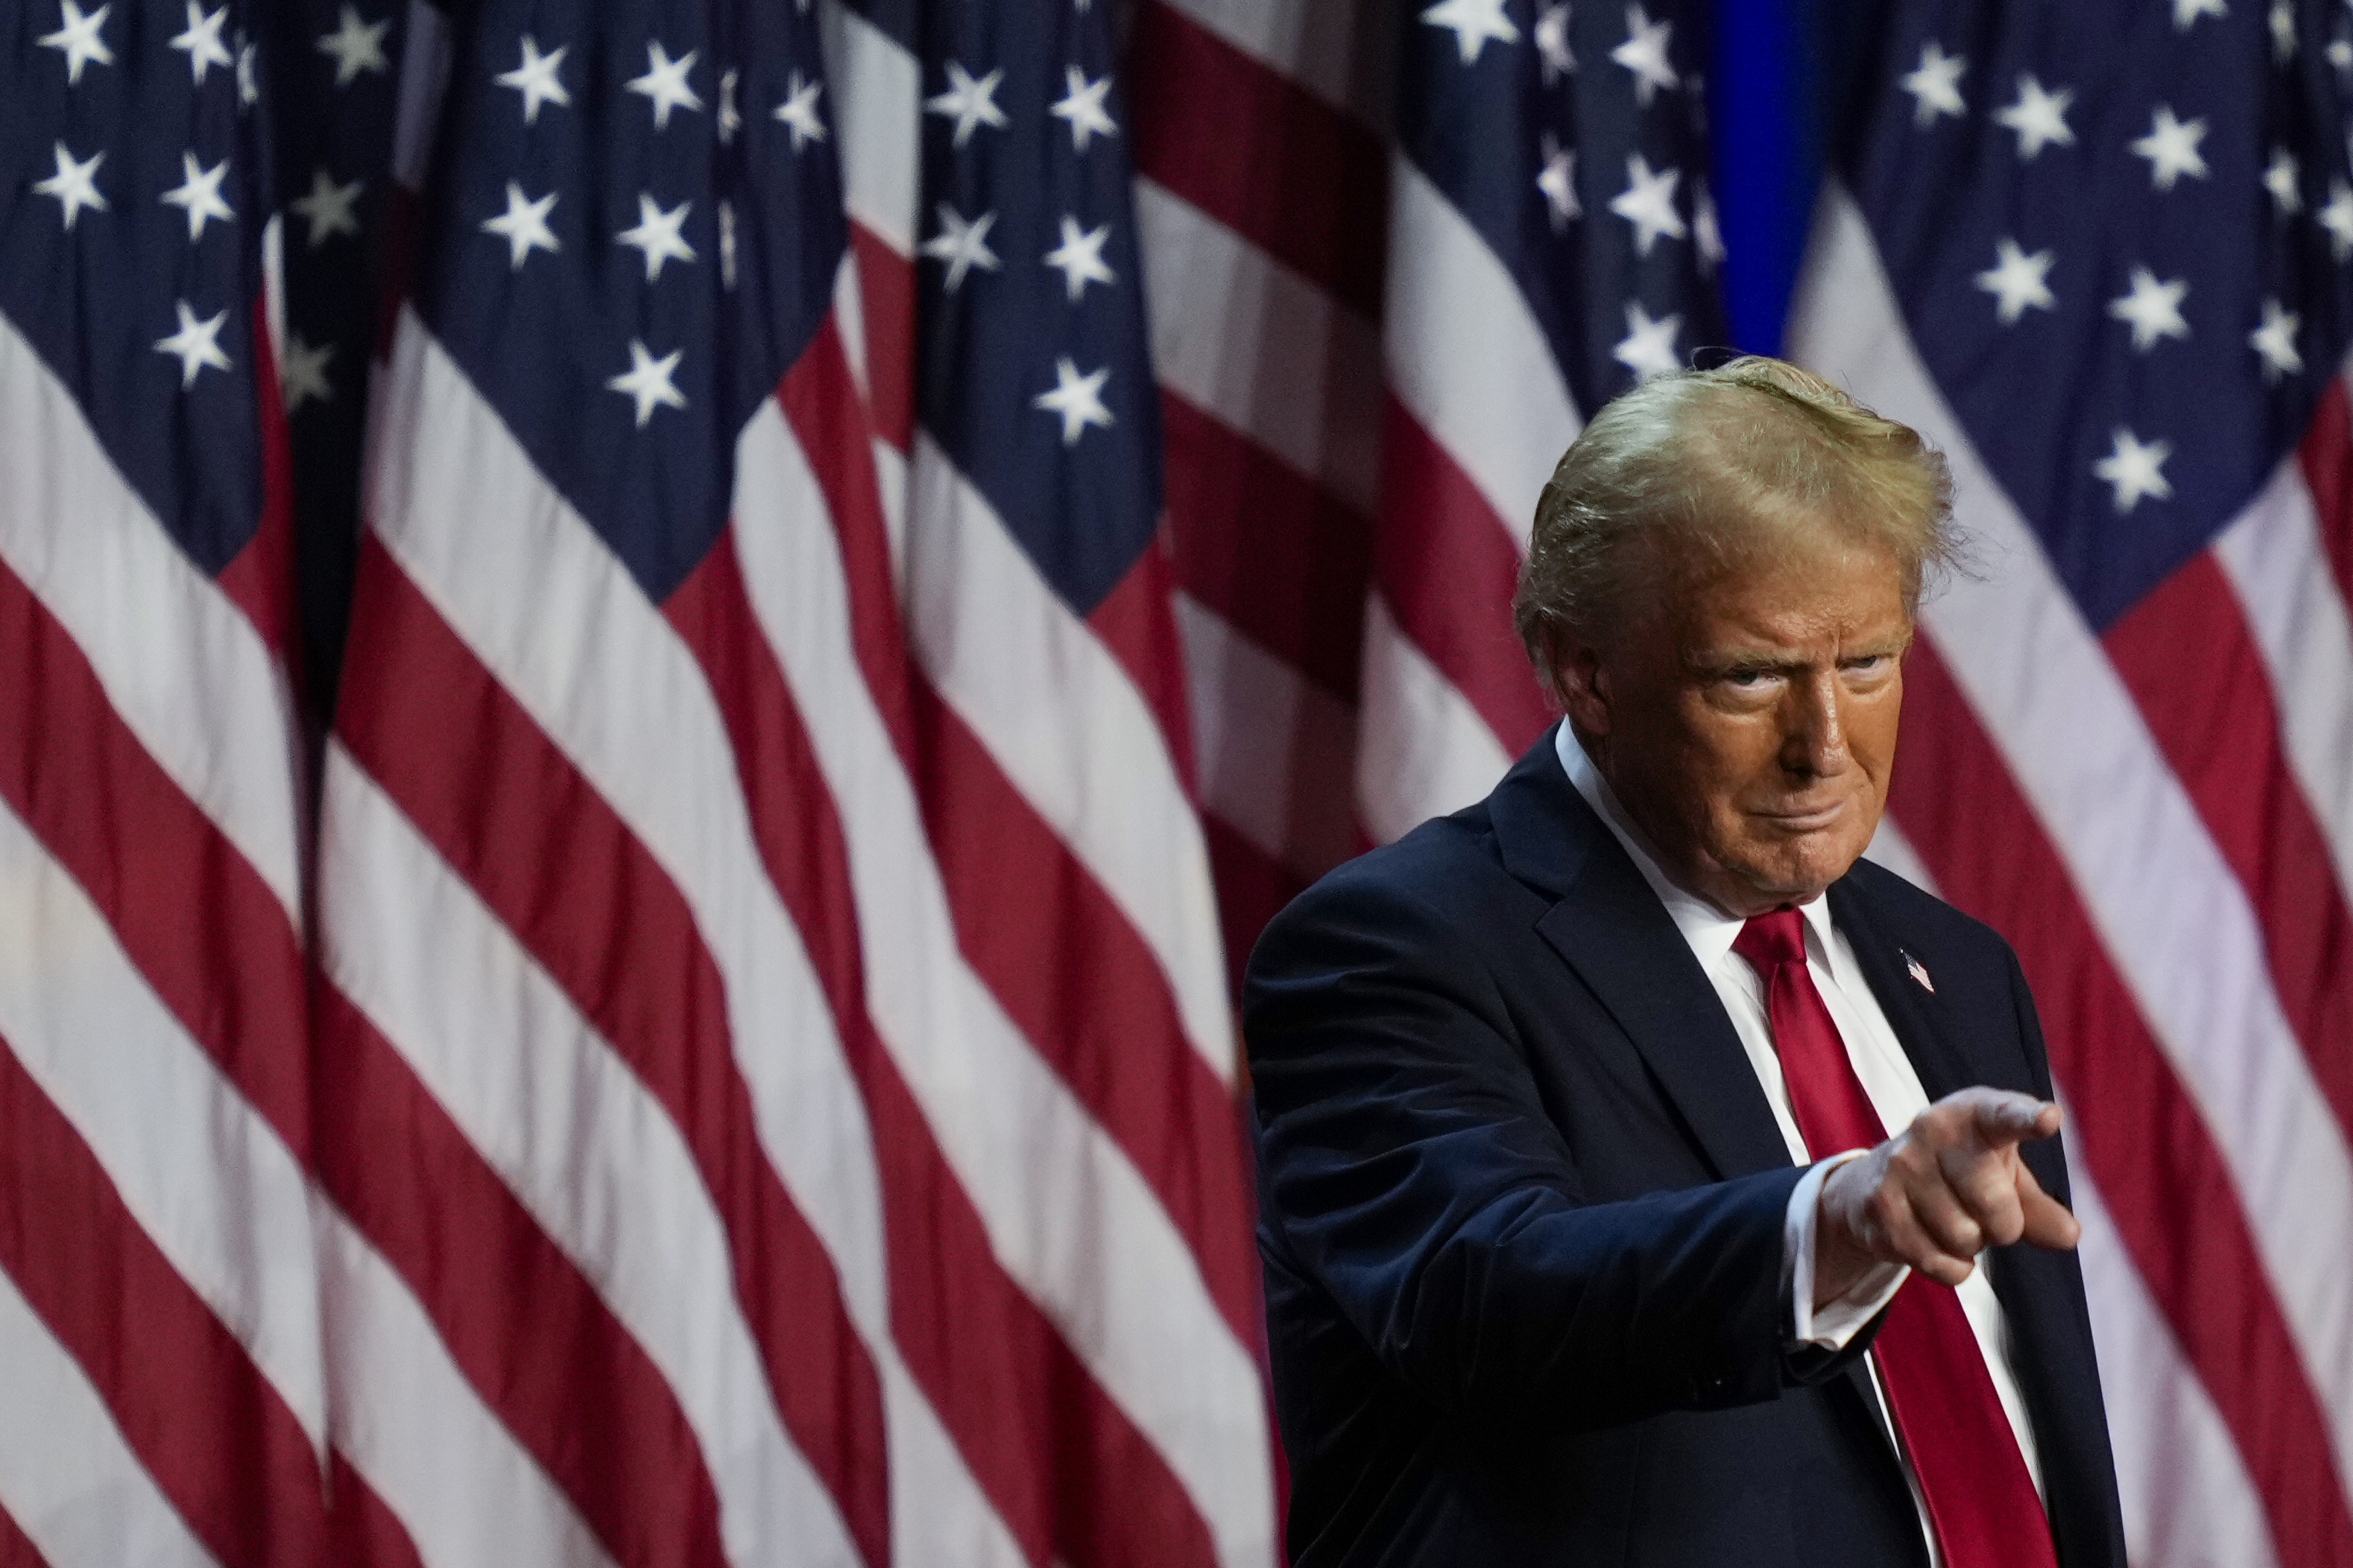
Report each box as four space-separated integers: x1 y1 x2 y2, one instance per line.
1489 731 1795 1182
1827 876 1977 1104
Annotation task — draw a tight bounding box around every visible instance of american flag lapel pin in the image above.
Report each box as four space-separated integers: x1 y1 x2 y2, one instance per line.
1903 950 1935 993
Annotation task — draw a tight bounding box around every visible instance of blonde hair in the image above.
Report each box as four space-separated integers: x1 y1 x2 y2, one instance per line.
1512 357 1957 695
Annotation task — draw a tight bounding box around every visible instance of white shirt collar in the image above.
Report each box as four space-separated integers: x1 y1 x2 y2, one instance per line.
1551 724 1838 970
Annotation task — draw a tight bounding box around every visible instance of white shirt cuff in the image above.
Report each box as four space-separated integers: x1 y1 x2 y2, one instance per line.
1786 1150 1910 1349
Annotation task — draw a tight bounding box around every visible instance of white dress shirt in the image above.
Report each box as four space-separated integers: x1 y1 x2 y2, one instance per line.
1555 727 2044 1561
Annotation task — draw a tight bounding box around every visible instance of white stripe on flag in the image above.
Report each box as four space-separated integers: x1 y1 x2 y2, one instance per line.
0 1265 222 1568
1354 590 1515 844
1135 177 1383 516
1383 157 1582 551
1790 183 2353 1495
739 403 1278 1568
0 792 325 1450
1175 589 1360 880
317 747 862 1568
2212 456 2353 879
1149 0 1370 113
318 1206 619 1568
2068 1162 2283 1568
0 312 303 926
819 0 921 255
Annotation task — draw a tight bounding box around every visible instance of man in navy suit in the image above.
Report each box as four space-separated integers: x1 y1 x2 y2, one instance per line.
1245 358 2126 1567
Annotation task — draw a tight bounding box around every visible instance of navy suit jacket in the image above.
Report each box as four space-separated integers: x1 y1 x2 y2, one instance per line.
1245 730 2126 1568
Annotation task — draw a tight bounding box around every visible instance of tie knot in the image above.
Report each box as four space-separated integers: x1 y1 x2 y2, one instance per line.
1732 906 1808 972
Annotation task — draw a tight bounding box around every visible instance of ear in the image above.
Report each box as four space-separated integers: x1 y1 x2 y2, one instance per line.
1552 638 1613 739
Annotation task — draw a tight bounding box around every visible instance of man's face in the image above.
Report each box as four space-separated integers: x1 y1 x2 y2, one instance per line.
1558 532 1912 917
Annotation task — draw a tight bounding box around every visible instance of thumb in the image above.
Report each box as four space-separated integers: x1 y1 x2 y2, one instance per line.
2015 1160 2082 1251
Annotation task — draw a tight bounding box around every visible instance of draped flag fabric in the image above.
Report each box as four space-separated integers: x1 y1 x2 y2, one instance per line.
313 0 1274 1564
0 1 333 1564
1784 5 2353 1565
1129 0 1724 977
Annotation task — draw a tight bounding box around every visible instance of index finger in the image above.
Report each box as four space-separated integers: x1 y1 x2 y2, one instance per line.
1967 1090 2062 1148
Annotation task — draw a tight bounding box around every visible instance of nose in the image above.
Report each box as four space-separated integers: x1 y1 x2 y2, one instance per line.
1778 668 1849 779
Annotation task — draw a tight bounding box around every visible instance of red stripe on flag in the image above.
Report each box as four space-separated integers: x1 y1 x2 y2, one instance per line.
1200 810 1307 1006
214 298 299 669
2296 376 2353 613
669 530 1225 1568
0 1029 327 1568
1087 540 1200 797
2103 551 2353 1139
1892 641 2353 1568
775 329 1264 1343
1129 0 1387 321
1162 390 1370 702
1376 399 1555 753
336 537 893 1568
0 1505 47 1568
850 223 917 455
325 1452 431 1568
312 977 734 1568
0 552 308 1159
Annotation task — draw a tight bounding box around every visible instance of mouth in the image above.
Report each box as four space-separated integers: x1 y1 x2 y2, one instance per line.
1752 800 1848 834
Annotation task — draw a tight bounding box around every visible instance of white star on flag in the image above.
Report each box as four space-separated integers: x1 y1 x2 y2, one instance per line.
1898 41 1965 127
154 301 231 388
33 142 107 230
1420 0 1518 64
1974 238 2056 324
1993 74 2074 159
291 168 361 246
616 194 697 282
625 42 703 130
2094 427 2173 512
718 200 737 289
2331 35 2353 75
279 335 334 412
1611 4 1679 105
2173 0 2226 27
718 69 742 144
2107 267 2190 351
925 60 1009 148
1536 133 1580 230
921 203 1001 291
2130 105 2210 191
2272 0 2297 60
2322 179 2353 259
2264 148 2302 214
607 340 686 426
1043 216 1117 301
496 37 570 124
315 5 389 86
772 72 827 150
40 1 113 84
160 151 234 241
1034 356 1115 444
236 36 256 103
1608 153 1685 255
2249 298 2303 381
1613 301 1683 380
481 181 560 269
170 1 232 86
1535 1 1575 83
1050 66 1119 153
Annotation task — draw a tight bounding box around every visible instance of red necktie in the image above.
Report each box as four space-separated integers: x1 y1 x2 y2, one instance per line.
1733 908 2056 1568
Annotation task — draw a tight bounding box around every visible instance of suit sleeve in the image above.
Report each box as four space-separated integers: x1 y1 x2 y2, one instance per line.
1246 870 1869 1429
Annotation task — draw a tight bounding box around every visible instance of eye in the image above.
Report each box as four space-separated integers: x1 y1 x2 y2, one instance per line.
1722 668 1770 689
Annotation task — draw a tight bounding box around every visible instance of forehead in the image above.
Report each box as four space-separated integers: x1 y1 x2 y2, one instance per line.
1669 537 1911 651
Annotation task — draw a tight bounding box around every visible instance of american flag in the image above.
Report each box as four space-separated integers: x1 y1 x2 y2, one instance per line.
0 0 336 1562
1129 0 1723 976
1787 2 2353 1564
315 0 1272 1566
